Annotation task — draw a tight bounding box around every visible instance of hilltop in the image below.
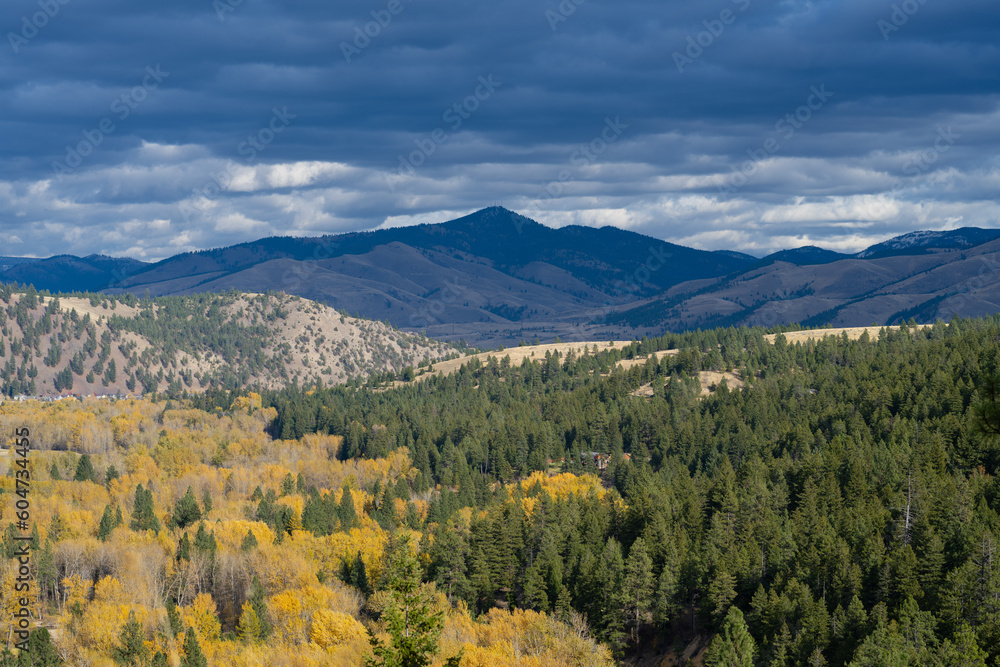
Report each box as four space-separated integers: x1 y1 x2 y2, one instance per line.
0 286 455 397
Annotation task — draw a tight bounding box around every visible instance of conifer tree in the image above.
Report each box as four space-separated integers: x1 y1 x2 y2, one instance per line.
130 484 160 533
338 486 358 530
14 628 62 666
112 613 149 666
166 600 183 636
180 628 207 667
237 601 263 644
97 503 121 541
620 537 654 649
367 534 449 667
246 575 272 640
241 529 258 551
171 486 202 529
350 551 372 596
194 523 217 556
73 454 96 483
704 606 755 667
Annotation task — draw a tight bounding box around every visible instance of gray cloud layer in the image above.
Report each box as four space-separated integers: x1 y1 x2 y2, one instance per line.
0 0 997 259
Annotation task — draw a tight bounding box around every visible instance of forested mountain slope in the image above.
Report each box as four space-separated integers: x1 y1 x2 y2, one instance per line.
7 318 1000 665
0 285 454 397
5 318 1000 665
234 318 1000 665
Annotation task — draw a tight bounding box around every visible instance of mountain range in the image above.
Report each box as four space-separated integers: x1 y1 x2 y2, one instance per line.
3 208 1000 343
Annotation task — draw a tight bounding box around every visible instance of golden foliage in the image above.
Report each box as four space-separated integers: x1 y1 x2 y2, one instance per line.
213 520 275 551
309 610 367 649
515 471 606 501
442 607 614 667
269 590 305 645
0 397 617 667
181 592 222 642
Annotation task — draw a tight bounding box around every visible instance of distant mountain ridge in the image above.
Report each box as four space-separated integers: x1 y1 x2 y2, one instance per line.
3 209 1000 342
0 254 148 292
856 227 1000 259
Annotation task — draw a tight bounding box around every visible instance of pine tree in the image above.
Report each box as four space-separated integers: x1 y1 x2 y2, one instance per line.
704 606 756 667
375 484 397 530
14 628 63 666
130 484 160 533
49 513 65 542
97 503 121 541
194 523 217 556
166 600 183 636
180 628 207 667
366 534 450 667
246 576 272 640
49 462 62 481
112 612 150 666
350 551 372 596
73 454 96 483
37 540 57 603
171 486 202 529
338 486 358 530
241 529 258 551
237 601 263 644
621 537 655 649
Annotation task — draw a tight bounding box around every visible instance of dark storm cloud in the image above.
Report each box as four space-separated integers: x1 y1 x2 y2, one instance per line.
0 0 997 259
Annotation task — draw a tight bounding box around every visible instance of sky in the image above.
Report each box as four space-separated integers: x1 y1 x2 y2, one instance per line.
0 0 997 261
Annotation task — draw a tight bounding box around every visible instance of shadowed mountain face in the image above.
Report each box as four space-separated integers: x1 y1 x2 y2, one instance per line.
103 207 752 301
53 207 754 342
3 208 1000 343
0 255 148 292
610 237 1000 332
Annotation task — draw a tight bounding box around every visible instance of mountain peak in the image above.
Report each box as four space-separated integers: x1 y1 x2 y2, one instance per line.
856 227 1000 259
442 206 543 235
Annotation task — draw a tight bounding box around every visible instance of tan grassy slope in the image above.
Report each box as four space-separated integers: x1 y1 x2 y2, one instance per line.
762 325 929 344
0 291 454 397
409 340 636 382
